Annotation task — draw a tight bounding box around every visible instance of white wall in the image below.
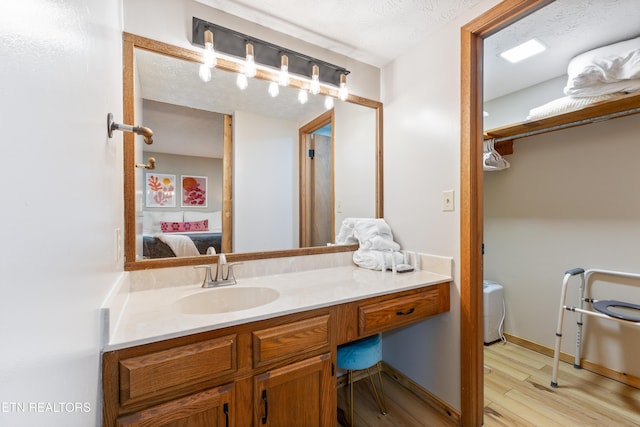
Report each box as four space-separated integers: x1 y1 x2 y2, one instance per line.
0 1 123 426
233 110 299 252
484 75 566 129
484 114 640 376
380 0 502 411
334 101 377 230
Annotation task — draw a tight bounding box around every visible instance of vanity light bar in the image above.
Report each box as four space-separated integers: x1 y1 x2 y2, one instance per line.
192 17 350 87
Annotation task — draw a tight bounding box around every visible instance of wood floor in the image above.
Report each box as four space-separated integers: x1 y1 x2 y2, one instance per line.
338 342 640 426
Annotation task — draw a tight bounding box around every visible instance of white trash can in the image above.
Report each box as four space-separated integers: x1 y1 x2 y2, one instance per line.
483 280 504 345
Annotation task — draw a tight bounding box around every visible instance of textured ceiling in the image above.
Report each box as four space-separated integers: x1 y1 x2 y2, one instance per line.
137 0 640 157
195 0 485 67
197 0 640 100
484 0 640 100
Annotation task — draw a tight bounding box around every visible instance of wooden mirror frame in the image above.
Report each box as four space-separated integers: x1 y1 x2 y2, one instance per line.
460 1 554 425
123 33 384 271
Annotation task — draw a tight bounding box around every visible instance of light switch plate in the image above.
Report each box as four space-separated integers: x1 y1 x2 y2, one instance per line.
443 190 455 211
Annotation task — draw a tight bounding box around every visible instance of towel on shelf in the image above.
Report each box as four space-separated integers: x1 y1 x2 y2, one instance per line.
155 234 200 257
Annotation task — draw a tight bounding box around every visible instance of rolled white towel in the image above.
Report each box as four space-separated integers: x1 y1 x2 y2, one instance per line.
353 218 394 245
353 249 405 271
335 218 359 245
360 235 400 251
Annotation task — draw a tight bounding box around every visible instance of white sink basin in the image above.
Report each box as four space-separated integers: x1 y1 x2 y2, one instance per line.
173 286 280 314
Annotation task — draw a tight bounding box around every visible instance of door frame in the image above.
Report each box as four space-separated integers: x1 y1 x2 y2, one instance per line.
459 1 554 425
299 109 335 248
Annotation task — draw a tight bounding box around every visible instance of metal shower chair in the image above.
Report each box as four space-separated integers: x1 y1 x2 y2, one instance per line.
551 267 640 388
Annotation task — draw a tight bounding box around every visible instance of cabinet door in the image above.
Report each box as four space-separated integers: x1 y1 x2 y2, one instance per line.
116 384 233 427
254 353 334 427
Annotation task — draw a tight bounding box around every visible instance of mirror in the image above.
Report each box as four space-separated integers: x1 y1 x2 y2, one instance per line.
483 0 640 131
123 33 383 270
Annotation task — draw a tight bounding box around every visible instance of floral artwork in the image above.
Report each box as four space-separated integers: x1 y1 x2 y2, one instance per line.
146 173 176 207
181 175 207 207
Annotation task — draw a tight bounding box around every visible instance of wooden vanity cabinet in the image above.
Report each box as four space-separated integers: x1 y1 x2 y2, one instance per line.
103 310 335 427
102 282 450 427
335 282 450 344
254 353 333 426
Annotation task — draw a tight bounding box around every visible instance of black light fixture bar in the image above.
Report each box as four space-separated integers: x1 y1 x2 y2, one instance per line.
192 17 350 87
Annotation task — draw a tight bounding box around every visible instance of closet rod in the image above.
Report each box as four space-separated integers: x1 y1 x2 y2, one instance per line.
490 107 640 144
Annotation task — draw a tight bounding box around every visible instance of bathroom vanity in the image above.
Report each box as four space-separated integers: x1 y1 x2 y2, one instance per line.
102 266 450 426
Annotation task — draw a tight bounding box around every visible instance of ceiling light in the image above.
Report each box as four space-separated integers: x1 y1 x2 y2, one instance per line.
499 38 546 63
268 81 279 97
244 42 256 78
279 54 289 86
338 73 349 101
203 29 216 68
310 64 320 95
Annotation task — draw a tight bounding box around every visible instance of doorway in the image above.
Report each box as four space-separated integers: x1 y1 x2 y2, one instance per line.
459 1 553 426
299 110 335 247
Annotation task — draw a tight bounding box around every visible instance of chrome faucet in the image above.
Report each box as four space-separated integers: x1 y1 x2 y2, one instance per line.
195 254 240 288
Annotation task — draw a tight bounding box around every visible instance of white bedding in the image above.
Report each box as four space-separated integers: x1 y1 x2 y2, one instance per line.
154 233 200 257
565 36 640 96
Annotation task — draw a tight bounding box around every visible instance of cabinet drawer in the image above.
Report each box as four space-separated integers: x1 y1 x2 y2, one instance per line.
359 286 448 335
119 335 236 406
253 315 330 368
116 384 233 427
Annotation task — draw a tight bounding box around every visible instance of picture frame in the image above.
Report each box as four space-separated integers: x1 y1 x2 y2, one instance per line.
181 175 208 207
145 173 176 207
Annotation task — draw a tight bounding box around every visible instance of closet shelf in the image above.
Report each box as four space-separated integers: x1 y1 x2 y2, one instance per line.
485 91 640 156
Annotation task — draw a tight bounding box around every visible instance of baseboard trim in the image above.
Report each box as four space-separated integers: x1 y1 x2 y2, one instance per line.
382 362 461 425
504 333 640 389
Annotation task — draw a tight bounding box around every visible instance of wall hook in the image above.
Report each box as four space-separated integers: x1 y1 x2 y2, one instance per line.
107 113 154 144
136 157 156 170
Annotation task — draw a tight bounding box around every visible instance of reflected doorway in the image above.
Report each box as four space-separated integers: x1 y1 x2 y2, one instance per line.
299 110 335 247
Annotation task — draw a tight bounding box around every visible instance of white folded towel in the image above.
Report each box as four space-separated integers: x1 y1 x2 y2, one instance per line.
335 218 360 245
155 234 200 257
360 235 400 251
353 249 405 271
353 218 394 245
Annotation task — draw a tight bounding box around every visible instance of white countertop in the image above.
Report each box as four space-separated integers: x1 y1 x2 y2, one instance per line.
105 265 451 351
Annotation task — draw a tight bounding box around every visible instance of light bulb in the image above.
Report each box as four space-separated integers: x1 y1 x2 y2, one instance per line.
199 64 211 82
324 95 334 110
310 64 320 95
298 89 308 104
203 30 216 68
244 42 256 78
338 73 349 101
279 54 289 86
268 81 279 97
236 73 248 90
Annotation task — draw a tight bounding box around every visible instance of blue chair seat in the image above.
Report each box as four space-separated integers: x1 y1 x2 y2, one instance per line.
337 334 386 425
337 334 382 370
